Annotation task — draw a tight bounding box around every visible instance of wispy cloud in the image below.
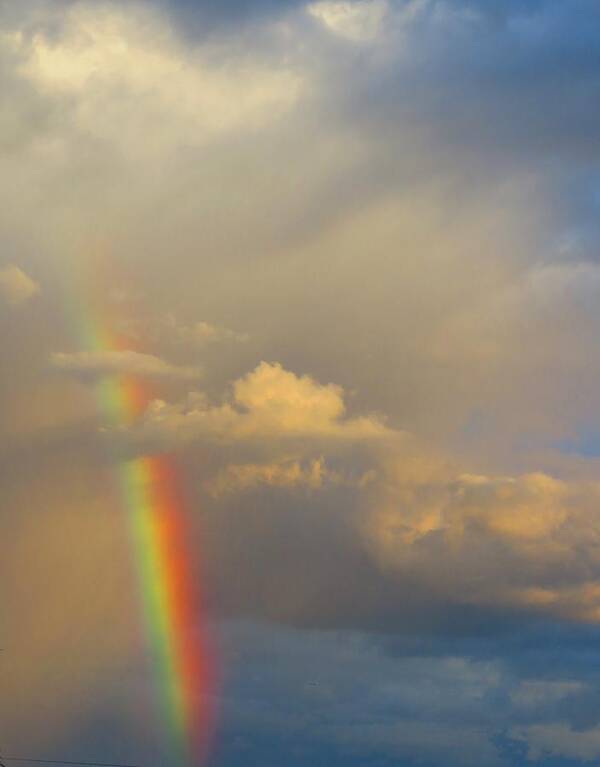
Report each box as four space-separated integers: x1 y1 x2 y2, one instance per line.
50 350 201 381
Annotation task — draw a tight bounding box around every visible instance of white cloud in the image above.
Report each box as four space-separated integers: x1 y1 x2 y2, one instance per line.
308 0 388 42
50 350 201 381
0 264 39 306
11 2 304 154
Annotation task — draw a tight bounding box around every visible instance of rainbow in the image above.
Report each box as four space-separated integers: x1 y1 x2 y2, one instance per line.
73 286 215 767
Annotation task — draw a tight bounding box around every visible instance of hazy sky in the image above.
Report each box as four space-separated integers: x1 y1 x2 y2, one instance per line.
2 1 600 766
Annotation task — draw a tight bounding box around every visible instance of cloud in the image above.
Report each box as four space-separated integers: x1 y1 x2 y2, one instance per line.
307 0 388 42
368 464 572 548
512 722 600 762
166 316 249 347
39 347 600 635
214 619 600 767
448 472 568 541
206 457 330 496
95 352 598 636
1 0 599 642
2 1 600 763
50 350 201 381
126 361 393 451
206 456 375 496
9 1 304 157
154 0 306 32
359 453 600 627
0 264 39 306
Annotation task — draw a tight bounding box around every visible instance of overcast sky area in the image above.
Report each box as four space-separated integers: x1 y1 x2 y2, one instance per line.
2 1 600 765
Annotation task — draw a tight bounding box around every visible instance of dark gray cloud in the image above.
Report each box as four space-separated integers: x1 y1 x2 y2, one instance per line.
10 614 600 766
209 619 600 766
158 0 304 28
337 0 600 176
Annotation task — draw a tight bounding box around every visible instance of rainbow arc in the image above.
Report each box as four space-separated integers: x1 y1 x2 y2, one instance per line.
73 284 215 767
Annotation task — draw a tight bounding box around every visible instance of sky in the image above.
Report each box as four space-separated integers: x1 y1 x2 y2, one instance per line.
1 0 600 765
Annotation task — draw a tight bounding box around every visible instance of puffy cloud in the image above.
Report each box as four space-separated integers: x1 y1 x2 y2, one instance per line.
50 349 201 381
0 264 39 306
448 472 568 541
126 361 393 450
233 361 346 431
361 455 600 625
38 346 600 633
